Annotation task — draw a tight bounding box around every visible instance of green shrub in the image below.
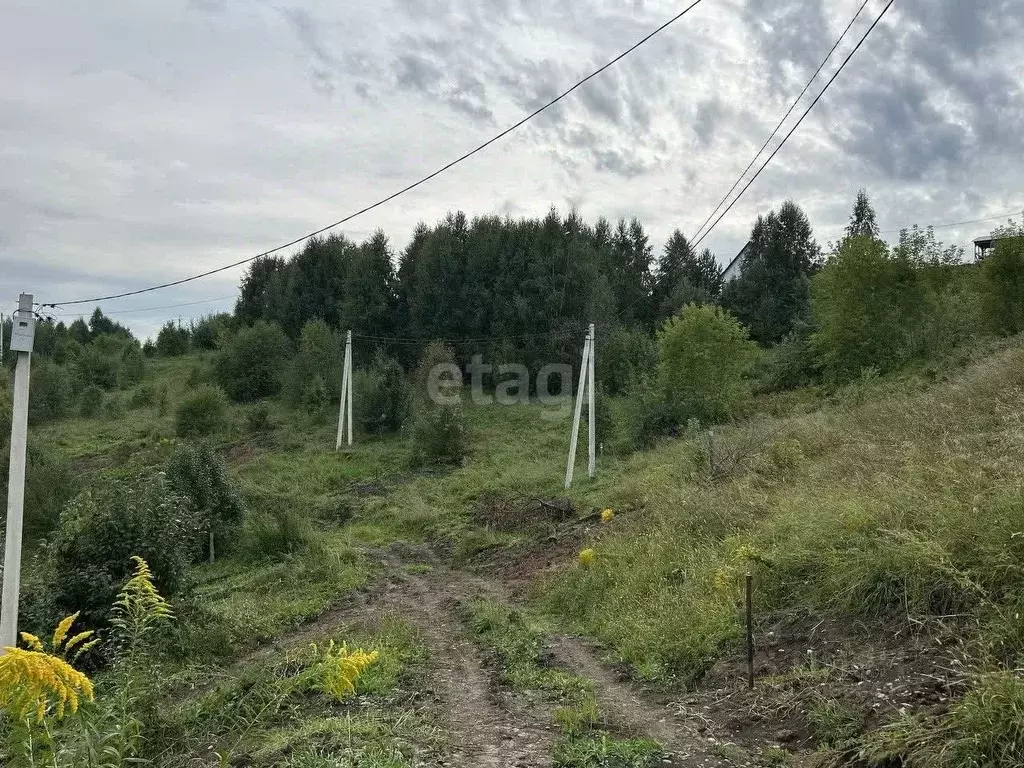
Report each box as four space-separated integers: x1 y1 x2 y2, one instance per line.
657 304 758 426
357 351 409 434
979 230 1024 335
119 343 146 386
412 340 459 408
44 472 198 625
127 383 156 410
28 360 73 424
245 402 272 433
285 320 341 407
73 343 120 390
597 325 658 396
0 441 78 542
607 382 675 454
411 403 469 466
156 321 191 356
0 387 10 440
755 329 818 393
166 442 244 562
241 506 313 560
79 383 104 418
189 313 234 350
175 385 230 438
215 321 292 401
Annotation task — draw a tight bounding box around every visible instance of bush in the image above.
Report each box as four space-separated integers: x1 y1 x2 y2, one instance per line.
79 383 105 418
411 403 469 466
156 321 191 356
755 329 819 393
811 236 926 381
127 383 157 410
285 320 341 407
979 230 1024 335
73 344 120 390
357 352 409 434
245 402 272 433
607 382 675 454
0 441 78 542
44 472 198 625
413 341 459 408
119 343 146 386
215 321 292 401
175 385 230 438
189 313 233 350
657 304 758 425
166 442 244 562
28 360 73 425
596 325 658 396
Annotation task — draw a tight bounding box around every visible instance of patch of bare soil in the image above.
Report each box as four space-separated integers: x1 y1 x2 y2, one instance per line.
547 634 745 767
376 565 555 768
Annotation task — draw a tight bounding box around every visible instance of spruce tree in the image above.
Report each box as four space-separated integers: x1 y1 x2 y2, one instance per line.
845 189 880 240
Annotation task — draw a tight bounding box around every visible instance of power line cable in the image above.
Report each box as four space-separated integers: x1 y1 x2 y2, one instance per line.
693 0 896 250
42 0 708 309
48 295 235 318
879 208 1023 235
690 0 871 244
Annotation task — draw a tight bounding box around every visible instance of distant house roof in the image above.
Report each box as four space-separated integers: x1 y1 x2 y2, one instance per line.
974 234 1018 260
723 241 753 282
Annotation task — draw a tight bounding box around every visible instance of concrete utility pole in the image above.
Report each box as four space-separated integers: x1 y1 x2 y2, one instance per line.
565 324 596 489
587 322 596 480
1 294 36 654
336 330 353 449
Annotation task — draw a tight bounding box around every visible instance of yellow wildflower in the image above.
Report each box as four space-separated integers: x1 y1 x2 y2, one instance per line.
0 647 94 722
312 640 380 701
19 632 44 652
600 508 615 523
52 611 80 650
111 556 174 652
579 548 596 566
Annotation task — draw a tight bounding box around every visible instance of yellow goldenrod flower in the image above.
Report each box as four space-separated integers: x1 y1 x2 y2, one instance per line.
579 548 596 566
52 611 80 650
111 556 174 653
19 632 44 652
62 630 95 656
0 647 94 722
600 508 615 523
312 640 380 701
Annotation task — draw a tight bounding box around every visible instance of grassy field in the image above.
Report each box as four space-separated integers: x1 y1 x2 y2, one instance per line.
10 336 1024 765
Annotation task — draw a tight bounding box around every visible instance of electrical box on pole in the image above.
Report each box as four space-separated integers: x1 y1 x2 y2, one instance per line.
9 295 35 352
1 294 35 655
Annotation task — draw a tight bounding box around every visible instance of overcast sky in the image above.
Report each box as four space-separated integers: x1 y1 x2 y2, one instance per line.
2 0 1022 338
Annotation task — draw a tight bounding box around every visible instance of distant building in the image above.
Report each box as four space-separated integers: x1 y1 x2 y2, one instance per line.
974 235 1015 261
722 241 753 282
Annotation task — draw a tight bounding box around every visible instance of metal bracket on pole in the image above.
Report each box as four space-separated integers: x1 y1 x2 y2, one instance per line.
1 294 35 654
336 330 353 449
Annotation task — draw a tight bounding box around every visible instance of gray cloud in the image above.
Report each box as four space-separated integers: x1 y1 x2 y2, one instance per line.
2 0 1023 338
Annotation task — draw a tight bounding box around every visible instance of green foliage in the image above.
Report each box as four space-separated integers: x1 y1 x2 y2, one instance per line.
596 326 657 396
979 227 1024 335
844 189 880 240
722 200 820 344
653 230 722 323
166 442 245 562
811 236 923 380
754 329 818 392
357 352 410 434
216 321 292 402
807 696 864 748
28 360 73 424
189 313 234 350
552 733 664 768
78 383 104 418
245 402 272 433
156 321 191 356
175 384 230 438
657 304 758 425
285 320 341 408
411 404 469 466
0 441 78 543
44 472 198 625
73 343 120 390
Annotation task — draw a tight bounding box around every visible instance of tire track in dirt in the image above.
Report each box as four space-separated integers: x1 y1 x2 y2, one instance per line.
372 562 554 768
547 634 738 766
